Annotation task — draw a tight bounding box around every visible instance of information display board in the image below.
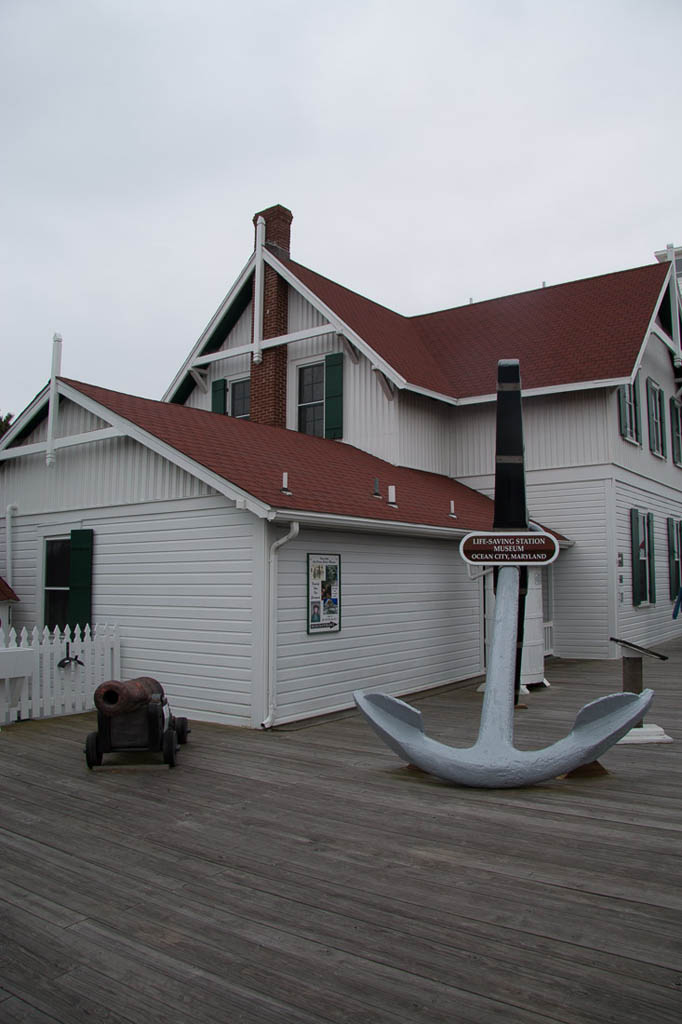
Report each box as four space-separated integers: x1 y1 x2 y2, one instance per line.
307 554 341 633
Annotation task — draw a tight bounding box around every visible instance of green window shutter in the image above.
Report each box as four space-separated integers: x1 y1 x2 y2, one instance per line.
670 398 682 465
659 391 667 458
646 379 656 452
211 379 227 414
633 373 641 442
617 387 627 437
647 512 656 603
324 352 344 440
667 518 680 600
68 529 93 628
630 508 642 606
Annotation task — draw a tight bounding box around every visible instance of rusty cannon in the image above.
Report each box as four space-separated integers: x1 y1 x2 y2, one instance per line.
84 676 190 769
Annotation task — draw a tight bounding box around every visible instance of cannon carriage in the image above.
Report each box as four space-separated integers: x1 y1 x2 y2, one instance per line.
85 676 189 769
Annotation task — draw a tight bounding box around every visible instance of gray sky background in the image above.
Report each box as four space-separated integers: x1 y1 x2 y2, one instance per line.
1 0 680 418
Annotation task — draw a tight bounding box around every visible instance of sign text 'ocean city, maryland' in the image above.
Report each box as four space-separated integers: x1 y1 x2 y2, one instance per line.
459 531 559 566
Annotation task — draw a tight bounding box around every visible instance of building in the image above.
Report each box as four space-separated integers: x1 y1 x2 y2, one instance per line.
1 206 680 725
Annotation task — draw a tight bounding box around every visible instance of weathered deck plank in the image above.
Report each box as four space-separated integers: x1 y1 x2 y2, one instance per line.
1 642 681 1023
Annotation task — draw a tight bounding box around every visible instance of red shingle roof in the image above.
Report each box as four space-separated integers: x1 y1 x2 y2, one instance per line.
280 256 669 400
62 379 495 532
0 578 19 603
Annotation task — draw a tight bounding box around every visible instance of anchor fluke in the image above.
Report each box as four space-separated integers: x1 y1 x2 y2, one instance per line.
353 687 653 788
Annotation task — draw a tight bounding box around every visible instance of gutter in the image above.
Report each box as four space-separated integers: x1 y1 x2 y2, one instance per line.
267 508 468 539
261 520 300 728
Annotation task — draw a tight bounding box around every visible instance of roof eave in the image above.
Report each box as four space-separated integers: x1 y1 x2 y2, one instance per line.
267 507 469 538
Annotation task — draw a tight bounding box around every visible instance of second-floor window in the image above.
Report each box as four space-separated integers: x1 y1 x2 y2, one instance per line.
646 378 666 458
298 363 325 437
618 376 641 443
230 378 250 419
212 377 250 419
296 353 344 440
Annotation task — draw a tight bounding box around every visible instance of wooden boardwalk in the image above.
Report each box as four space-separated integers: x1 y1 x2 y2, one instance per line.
1 644 681 1023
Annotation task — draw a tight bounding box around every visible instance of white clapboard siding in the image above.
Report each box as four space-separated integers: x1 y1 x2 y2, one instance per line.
11 398 110 446
524 476 613 659
275 529 483 723
0 437 217 516
397 391 451 475
451 391 611 480
1 498 260 727
615 476 682 647
89 504 258 725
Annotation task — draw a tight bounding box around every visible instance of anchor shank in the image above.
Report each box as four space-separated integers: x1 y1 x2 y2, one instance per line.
478 566 519 751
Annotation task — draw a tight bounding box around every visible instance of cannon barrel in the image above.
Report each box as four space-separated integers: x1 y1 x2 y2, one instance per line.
94 676 165 716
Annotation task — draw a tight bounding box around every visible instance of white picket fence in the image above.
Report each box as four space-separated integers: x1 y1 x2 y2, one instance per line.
0 624 120 725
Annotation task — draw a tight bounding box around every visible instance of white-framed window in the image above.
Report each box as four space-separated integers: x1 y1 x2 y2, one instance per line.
646 378 666 458
630 508 655 606
44 536 71 631
618 377 641 443
211 376 250 419
41 528 94 631
229 377 250 419
298 362 325 437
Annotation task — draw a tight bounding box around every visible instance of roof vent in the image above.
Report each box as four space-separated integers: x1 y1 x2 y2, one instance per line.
280 471 292 495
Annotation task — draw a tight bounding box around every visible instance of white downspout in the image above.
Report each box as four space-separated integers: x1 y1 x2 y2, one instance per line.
253 217 265 365
261 520 299 728
45 333 62 467
5 505 18 587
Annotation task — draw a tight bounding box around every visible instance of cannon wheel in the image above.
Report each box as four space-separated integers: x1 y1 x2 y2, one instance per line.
163 728 178 768
85 732 102 769
175 717 190 745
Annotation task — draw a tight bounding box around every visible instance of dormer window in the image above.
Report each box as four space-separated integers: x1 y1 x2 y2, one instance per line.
298 363 325 436
296 353 344 439
212 377 250 420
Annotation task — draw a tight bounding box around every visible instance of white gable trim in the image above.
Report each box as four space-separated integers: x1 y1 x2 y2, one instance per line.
0 427 123 461
456 376 634 406
262 249 409 391
0 385 50 451
50 381 272 519
162 252 256 402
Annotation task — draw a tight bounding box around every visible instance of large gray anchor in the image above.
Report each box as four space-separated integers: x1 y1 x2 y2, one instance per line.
354 361 653 788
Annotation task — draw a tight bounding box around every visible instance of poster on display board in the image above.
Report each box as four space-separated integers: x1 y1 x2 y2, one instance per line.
307 554 341 633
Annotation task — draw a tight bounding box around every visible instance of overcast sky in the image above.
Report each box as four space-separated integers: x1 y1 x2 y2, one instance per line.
1 0 680 418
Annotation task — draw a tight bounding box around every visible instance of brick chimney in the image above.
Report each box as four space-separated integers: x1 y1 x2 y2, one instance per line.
250 205 293 428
